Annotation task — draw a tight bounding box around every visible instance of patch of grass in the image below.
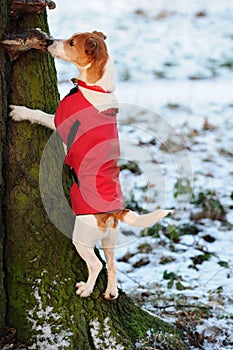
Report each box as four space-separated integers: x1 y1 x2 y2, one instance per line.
174 178 193 199
191 190 226 221
202 234 216 243
164 61 178 67
120 68 131 81
178 223 200 236
138 243 153 254
136 330 187 350
163 270 186 290
166 103 181 110
141 223 161 238
125 192 148 214
189 253 212 270
165 226 180 243
120 160 142 175
159 256 176 265
218 261 229 268
134 9 147 17
154 70 167 79
160 138 188 153
220 60 233 70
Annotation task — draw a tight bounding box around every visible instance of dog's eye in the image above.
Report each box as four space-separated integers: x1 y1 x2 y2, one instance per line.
70 40 74 47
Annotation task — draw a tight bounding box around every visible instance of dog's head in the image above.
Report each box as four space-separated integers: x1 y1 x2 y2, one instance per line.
47 31 108 83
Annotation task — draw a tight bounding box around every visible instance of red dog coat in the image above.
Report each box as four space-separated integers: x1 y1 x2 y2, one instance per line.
55 87 124 215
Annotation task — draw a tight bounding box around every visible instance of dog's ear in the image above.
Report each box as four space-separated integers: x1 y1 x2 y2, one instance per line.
85 32 107 59
92 31 107 40
85 37 98 57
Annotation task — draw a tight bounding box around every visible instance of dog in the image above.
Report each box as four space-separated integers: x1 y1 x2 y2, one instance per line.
10 31 170 300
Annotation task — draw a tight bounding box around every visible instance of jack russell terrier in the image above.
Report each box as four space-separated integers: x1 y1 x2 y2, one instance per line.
10 31 170 300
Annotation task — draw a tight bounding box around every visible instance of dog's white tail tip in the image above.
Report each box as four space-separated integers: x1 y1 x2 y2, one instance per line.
121 209 171 227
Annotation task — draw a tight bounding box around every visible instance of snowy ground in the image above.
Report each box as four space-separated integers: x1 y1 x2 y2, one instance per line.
48 1 233 348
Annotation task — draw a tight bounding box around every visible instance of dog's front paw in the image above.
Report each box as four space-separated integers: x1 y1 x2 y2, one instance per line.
75 281 93 298
9 105 31 122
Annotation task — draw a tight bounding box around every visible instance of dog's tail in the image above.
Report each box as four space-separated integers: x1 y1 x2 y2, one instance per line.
117 209 171 227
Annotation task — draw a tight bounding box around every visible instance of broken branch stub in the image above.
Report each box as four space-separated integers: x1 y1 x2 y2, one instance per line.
10 0 56 16
1 29 53 61
47 0 56 10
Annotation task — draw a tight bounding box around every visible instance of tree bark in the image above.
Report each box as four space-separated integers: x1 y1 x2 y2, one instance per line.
1 3 187 349
0 0 10 335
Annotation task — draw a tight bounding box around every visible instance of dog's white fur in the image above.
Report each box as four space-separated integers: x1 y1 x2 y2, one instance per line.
10 32 170 299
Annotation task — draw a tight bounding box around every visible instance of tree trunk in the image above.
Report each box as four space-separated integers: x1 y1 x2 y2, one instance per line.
0 0 9 335
1 3 187 349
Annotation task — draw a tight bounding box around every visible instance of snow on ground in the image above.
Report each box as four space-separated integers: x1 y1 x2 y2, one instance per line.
48 1 233 348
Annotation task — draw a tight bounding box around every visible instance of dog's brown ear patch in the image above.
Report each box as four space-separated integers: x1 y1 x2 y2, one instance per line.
85 37 98 57
92 31 107 40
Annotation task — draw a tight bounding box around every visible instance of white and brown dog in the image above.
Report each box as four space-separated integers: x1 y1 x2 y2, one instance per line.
10 31 170 300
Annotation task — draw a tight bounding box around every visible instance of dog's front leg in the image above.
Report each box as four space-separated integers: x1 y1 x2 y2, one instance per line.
9 105 55 130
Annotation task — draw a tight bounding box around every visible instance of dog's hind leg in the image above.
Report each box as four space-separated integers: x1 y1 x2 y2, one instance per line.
73 215 103 297
74 243 103 298
101 228 119 300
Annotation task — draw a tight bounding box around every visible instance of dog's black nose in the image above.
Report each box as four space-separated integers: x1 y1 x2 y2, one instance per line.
46 38 54 46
